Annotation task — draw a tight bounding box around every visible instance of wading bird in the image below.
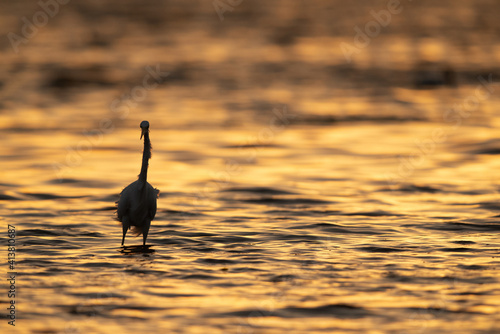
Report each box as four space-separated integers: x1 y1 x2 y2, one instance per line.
117 120 159 246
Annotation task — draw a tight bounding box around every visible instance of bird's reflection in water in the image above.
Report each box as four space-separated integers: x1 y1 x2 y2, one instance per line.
119 245 155 255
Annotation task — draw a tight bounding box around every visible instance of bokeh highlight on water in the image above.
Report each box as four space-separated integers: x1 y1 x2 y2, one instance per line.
1 0 500 333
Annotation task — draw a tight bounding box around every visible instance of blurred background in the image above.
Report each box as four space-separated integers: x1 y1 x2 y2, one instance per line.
1 0 499 129
1 1 500 333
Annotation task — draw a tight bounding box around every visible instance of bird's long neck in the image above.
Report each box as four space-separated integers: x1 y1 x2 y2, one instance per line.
139 131 151 184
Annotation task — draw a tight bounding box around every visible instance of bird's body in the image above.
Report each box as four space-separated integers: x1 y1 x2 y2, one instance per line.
117 121 159 246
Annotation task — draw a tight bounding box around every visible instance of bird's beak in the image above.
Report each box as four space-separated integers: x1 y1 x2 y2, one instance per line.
140 128 146 139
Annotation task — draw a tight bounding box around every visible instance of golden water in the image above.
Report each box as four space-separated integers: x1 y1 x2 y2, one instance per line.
1 1 500 333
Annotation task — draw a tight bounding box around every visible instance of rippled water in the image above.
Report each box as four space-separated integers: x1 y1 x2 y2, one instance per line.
2 1 500 333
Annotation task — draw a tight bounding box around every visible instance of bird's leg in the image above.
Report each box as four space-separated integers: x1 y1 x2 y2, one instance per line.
121 217 129 246
121 226 127 245
142 220 151 246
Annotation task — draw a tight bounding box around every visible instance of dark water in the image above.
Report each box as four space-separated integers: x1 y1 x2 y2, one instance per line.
1 1 500 333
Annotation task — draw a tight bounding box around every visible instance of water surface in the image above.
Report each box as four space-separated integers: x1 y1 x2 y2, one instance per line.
1 1 500 333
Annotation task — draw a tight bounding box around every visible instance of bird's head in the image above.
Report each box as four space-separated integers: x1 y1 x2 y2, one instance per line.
140 120 150 139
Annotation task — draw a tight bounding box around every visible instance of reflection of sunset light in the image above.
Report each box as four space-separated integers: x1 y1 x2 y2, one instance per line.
1 0 500 333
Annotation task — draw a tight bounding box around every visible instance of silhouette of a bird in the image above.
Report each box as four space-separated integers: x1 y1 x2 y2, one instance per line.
116 120 159 246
